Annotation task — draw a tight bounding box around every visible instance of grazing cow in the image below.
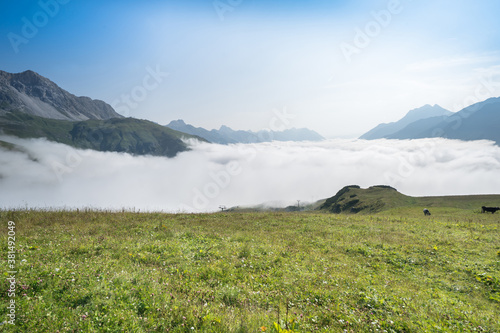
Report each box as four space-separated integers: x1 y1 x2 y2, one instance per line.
481 206 500 214
423 208 431 216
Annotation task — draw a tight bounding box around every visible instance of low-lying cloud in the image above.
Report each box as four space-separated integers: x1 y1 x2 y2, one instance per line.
1 136 500 212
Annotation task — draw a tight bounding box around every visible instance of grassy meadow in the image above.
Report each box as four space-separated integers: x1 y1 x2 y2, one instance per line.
0 209 499 332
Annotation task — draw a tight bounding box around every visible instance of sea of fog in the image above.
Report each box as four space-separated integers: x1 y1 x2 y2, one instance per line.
1 135 500 212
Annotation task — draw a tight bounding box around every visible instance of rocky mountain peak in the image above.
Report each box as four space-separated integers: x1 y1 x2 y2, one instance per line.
0 69 122 121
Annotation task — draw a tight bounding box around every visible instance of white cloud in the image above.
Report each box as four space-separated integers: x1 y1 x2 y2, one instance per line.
1 136 499 212
404 53 500 72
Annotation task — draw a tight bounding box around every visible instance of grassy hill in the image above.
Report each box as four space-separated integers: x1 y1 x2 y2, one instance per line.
228 186 500 214
0 209 499 332
0 111 206 157
319 185 500 214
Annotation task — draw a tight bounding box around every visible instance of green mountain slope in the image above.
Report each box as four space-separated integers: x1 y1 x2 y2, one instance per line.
318 185 500 214
0 111 206 157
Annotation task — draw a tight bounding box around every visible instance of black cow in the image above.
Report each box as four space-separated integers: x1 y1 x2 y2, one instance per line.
481 206 500 214
423 208 431 216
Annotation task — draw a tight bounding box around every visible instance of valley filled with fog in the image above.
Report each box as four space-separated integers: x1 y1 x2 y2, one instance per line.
2 136 499 212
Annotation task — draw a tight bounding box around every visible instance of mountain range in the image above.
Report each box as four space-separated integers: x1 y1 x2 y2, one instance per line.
166 119 324 144
2 69 498 157
360 104 452 140
360 99 500 144
0 70 325 156
0 70 202 157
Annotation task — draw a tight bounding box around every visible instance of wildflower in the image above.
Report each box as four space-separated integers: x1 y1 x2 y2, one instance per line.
260 326 267 332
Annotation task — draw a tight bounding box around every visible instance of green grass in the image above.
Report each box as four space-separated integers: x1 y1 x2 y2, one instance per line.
0 209 499 332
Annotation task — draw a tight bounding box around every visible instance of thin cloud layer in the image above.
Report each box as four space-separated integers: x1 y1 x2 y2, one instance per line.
1 136 499 212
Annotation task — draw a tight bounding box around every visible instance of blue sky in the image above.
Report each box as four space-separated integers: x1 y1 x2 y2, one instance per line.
2 0 500 137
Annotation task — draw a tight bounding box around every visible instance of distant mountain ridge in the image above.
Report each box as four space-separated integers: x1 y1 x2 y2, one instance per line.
413 97 500 143
0 70 122 120
360 104 452 140
166 119 324 144
360 98 500 145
